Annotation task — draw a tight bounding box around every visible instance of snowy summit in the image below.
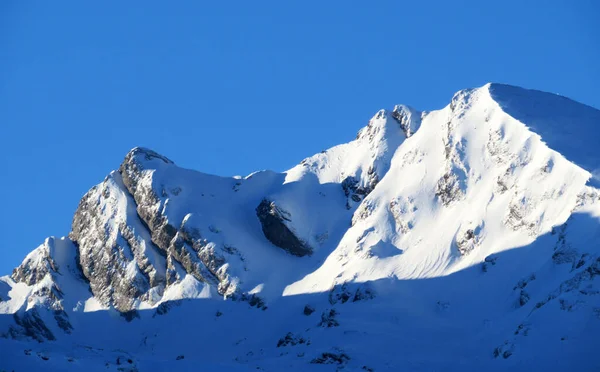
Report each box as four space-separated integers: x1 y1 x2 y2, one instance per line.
1 83 600 371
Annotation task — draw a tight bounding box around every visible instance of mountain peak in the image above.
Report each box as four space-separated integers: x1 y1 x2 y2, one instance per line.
485 83 600 180
2 84 600 370
124 147 174 166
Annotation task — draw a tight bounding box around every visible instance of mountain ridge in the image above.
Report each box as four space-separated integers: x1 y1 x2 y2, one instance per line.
1 83 599 371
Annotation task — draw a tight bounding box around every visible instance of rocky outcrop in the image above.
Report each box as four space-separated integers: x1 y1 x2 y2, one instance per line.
118 148 237 298
276 332 309 347
8 238 78 339
70 172 165 311
11 242 58 286
342 175 376 210
6 309 55 342
256 199 312 257
391 104 422 138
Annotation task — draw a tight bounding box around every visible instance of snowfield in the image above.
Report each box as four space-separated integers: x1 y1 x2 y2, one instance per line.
1 83 600 371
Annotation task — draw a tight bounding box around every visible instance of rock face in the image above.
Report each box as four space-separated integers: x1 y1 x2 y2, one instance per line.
70 171 166 311
67 147 240 311
118 147 236 298
7 238 85 340
256 199 312 257
11 241 58 287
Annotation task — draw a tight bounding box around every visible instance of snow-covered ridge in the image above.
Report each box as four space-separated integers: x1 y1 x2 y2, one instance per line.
1 83 600 371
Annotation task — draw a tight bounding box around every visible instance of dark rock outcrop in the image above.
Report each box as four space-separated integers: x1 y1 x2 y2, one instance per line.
256 199 312 257
277 332 309 347
303 305 315 316
6 309 56 342
310 351 350 365
318 309 339 327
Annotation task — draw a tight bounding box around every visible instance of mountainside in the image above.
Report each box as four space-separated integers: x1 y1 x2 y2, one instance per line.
1 83 600 371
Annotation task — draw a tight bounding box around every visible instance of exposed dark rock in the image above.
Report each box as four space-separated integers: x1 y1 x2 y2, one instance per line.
342 176 374 209
310 351 350 365
9 309 55 342
54 310 73 333
518 290 530 307
9 247 76 336
118 147 235 299
11 246 56 286
277 332 309 347
493 342 514 359
319 309 339 327
153 300 182 317
256 199 312 257
514 323 530 336
482 254 498 272
121 310 140 322
559 298 583 312
513 274 536 290
391 104 421 138
552 248 578 265
241 293 268 310
70 173 163 311
329 284 375 305
574 254 589 270
303 305 315 316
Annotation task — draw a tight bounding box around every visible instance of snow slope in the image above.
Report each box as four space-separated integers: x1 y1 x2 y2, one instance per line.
1 83 599 371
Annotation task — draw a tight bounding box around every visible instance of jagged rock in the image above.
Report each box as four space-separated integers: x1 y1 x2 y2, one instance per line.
70 171 165 311
318 309 339 327
303 305 315 316
11 242 57 286
342 176 374 209
329 283 375 305
54 310 73 333
8 309 55 342
242 293 268 310
121 310 140 322
256 199 312 257
391 104 421 138
514 323 530 336
153 300 182 317
277 332 309 347
482 254 499 272
118 148 235 298
519 290 530 307
310 351 350 365
514 274 536 290
493 341 514 359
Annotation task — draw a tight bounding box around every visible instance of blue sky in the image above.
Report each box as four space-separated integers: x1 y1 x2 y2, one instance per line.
1 1 598 274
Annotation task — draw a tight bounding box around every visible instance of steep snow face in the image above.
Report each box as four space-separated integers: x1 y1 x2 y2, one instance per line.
488 83 600 183
1 83 600 371
286 84 593 294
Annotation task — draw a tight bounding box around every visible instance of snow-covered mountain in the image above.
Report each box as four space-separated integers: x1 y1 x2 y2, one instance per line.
1 83 600 371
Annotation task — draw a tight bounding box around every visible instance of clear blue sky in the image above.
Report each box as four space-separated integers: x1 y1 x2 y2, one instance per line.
1 1 598 274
